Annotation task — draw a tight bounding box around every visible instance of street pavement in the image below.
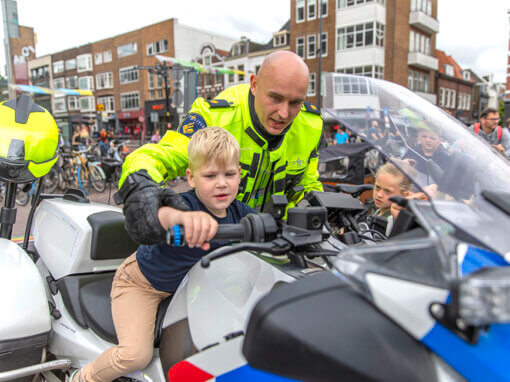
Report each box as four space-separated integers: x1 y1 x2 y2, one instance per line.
12 179 190 238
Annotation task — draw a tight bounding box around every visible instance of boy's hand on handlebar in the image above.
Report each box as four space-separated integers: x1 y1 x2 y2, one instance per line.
159 207 218 250
390 191 429 221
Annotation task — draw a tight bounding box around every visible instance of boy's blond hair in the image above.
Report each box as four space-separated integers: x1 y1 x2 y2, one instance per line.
187 127 240 171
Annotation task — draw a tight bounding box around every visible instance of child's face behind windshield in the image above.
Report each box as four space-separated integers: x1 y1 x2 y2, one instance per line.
373 172 406 210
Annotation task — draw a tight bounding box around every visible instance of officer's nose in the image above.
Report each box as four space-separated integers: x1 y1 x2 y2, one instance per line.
277 102 290 120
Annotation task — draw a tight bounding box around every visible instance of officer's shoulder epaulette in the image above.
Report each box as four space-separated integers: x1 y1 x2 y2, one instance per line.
205 99 233 109
303 101 321 116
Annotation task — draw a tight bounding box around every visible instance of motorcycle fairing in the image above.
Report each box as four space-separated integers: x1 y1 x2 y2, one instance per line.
367 245 510 382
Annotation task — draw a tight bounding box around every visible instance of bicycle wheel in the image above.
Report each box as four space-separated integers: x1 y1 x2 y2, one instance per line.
42 167 59 193
15 183 30 206
77 166 92 194
90 165 106 192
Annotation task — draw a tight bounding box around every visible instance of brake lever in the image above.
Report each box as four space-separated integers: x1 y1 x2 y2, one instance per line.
200 240 292 268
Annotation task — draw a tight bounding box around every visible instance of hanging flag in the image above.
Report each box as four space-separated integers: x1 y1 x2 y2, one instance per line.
155 55 246 76
9 83 93 96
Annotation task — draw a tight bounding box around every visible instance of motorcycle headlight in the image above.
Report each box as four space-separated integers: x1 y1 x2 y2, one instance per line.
457 267 510 326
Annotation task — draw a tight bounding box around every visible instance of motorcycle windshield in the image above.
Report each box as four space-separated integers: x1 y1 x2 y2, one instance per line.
323 73 510 256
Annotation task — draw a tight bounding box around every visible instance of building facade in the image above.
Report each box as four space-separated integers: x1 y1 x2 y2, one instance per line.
27 18 237 139
435 50 474 124
290 0 439 105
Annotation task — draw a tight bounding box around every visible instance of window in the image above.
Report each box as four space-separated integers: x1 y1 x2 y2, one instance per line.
408 70 429 93
53 61 64 74
53 77 65 89
296 37 305 58
146 39 168 56
337 65 384 79
119 66 139 84
439 87 445 108
308 73 316 96
320 0 328 17
444 64 454 77
68 96 79 111
411 0 432 15
204 74 212 87
77 54 93 72
409 31 430 55
320 33 328 57
148 72 155 89
94 53 103 65
103 50 112 62
307 0 316 20
238 65 245 82
297 0 305 22
31 66 49 80
337 22 385 51
156 75 164 88
463 71 471 81
121 91 140 110
96 72 113 89
80 96 95 112
67 76 78 89
78 76 94 90
97 96 115 112
117 42 137 58
273 33 287 47
307 34 316 59
228 67 235 83
338 0 385 8
333 75 376 95
232 43 244 56
54 98 66 113
65 59 76 71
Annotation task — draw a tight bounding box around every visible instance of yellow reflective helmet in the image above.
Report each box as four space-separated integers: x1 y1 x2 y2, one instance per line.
0 95 59 183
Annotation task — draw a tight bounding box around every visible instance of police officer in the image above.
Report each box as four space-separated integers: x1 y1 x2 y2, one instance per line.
114 51 324 245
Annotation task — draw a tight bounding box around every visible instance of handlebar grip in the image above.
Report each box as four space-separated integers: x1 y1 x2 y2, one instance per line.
167 223 247 246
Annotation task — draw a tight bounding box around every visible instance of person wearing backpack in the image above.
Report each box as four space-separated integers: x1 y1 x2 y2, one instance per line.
470 107 509 156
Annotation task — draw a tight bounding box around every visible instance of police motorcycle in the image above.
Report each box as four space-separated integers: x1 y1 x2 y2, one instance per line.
0 95 361 381
224 74 510 381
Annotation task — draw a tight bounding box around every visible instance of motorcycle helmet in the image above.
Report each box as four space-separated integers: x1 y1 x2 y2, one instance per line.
0 94 59 183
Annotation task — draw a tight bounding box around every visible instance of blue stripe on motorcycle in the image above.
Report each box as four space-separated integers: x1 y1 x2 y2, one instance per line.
216 364 298 381
461 245 509 275
422 321 510 382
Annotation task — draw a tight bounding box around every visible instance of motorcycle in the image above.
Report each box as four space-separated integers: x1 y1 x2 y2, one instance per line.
0 161 364 381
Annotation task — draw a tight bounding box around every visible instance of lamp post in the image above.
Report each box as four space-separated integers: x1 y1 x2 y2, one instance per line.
317 0 323 110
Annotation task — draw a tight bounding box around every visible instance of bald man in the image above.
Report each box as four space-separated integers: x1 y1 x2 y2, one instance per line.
114 51 324 245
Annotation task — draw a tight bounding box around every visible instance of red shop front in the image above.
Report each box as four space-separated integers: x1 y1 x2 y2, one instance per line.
118 110 146 140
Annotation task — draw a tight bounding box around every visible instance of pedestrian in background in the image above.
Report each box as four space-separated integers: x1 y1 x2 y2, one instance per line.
469 107 509 156
335 126 349 144
151 128 161 143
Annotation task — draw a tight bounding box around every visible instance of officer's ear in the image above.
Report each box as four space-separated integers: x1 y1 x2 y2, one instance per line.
186 168 195 189
250 74 258 96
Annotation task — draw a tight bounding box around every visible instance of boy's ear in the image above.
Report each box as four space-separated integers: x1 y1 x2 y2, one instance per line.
186 168 195 188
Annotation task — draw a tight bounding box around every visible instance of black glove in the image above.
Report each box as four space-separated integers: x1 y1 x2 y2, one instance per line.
113 170 189 245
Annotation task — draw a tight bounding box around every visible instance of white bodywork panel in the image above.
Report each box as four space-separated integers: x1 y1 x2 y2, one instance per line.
0 238 51 341
366 273 449 339
33 199 126 279
163 252 295 350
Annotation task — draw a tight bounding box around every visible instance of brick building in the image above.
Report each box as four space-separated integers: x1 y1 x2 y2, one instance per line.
27 18 236 139
290 0 439 105
435 50 474 124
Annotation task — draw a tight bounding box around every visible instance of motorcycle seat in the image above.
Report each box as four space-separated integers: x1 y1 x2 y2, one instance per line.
57 273 171 346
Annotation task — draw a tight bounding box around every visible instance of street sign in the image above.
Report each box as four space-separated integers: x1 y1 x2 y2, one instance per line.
96 103 105 111
150 112 159 123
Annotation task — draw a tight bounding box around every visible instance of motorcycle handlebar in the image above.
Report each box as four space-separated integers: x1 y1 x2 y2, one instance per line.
167 213 278 247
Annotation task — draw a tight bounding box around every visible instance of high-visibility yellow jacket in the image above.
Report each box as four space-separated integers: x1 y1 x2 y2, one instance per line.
120 84 323 211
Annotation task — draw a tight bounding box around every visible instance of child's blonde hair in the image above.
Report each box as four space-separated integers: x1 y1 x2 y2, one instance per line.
375 159 416 193
187 127 240 171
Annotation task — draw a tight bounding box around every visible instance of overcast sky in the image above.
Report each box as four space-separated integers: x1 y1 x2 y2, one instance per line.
1 0 508 82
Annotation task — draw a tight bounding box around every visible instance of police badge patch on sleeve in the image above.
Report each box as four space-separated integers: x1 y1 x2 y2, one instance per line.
178 113 207 137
